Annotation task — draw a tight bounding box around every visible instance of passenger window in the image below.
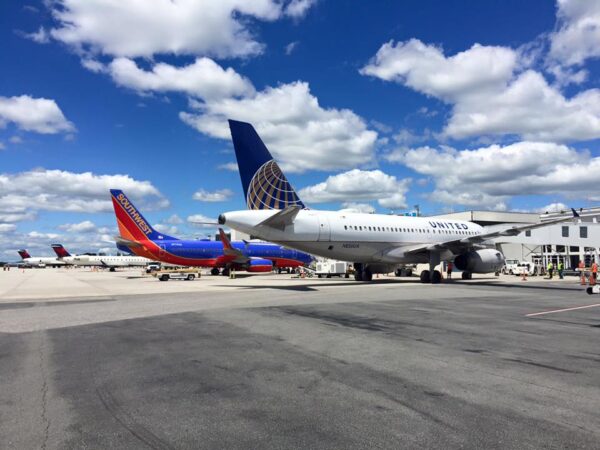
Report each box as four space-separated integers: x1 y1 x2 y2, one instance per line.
344 225 347 230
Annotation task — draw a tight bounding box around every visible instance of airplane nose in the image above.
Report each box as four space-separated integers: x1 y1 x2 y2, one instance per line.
218 214 226 225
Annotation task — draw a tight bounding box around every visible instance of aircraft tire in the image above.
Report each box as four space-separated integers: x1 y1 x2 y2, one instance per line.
363 268 373 282
222 268 230 277
420 270 431 283
211 268 220 276
461 271 472 280
354 271 363 281
431 270 442 284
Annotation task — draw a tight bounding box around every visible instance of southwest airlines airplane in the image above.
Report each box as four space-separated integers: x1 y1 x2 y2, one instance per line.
51 244 152 270
110 189 313 275
218 120 579 283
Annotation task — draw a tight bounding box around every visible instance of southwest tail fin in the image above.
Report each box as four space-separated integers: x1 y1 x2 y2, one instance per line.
51 244 71 258
228 119 305 210
18 249 31 259
110 189 178 242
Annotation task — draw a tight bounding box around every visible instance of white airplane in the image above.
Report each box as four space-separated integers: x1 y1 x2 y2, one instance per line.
51 244 152 271
217 120 579 283
17 249 66 268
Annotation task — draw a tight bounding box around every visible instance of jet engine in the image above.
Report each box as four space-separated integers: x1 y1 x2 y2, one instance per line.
454 249 505 273
246 258 273 273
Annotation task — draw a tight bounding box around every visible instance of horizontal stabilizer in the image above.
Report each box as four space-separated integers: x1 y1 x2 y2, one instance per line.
258 206 301 231
114 235 143 248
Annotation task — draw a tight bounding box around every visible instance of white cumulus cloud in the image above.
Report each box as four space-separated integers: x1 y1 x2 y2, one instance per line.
108 58 255 100
299 169 410 209
180 81 378 172
549 0 600 66
58 220 97 233
192 188 234 202
361 38 600 142
0 169 167 220
0 95 75 134
48 0 312 59
392 141 599 209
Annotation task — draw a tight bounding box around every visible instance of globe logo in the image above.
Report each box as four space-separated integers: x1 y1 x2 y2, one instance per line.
246 160 304 210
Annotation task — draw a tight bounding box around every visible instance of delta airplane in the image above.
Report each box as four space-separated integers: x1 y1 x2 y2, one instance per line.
51 244 152 270
218 120 579 283
110 189 313 275
17 249 66 268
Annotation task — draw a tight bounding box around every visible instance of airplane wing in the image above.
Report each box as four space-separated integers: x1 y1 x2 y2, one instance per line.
257 206 301 231
392 208 580 257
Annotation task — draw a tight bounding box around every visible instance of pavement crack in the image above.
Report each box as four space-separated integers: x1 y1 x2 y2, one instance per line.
37 333 50 450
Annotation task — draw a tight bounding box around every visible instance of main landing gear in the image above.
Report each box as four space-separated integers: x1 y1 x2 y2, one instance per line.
210 268 220 276
420 270 442 284
353 263 373 282
461 271 473 280
420 253 442 284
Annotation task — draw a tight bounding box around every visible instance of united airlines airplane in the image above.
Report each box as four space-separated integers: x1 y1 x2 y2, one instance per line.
110 189 313 275
218 120 579 283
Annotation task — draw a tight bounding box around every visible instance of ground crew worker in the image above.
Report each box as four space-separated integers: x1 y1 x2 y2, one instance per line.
558 261 564 279
547 261 554 279
592 260 598 285
579 260 586 285
446 262 453 279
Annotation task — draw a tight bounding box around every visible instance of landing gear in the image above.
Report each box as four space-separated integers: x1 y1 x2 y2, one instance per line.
109 267 116 272
222 268 230 277
420 270 431 283
210 268 220 276
354 262 364 281
431 270 442 284
363 267 373 282
461 271 472 280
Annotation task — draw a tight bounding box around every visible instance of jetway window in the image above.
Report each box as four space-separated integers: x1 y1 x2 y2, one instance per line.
570 246 579 252
562 226 569 237
580 226 588 238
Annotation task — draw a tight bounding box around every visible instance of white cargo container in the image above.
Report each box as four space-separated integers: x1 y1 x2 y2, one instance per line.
315 260 350 278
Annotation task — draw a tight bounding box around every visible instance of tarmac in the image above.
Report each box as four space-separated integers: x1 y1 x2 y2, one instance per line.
1 268 599 449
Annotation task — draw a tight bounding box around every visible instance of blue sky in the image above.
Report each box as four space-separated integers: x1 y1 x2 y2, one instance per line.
1 0 600 257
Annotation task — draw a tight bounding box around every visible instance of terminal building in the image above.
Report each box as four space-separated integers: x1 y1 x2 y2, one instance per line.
433 208 600 269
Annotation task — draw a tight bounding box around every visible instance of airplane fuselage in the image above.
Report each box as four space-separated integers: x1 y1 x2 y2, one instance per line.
125 237 313 268
220 209 487 265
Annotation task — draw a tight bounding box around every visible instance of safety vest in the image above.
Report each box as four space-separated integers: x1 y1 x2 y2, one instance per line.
593 263 598 273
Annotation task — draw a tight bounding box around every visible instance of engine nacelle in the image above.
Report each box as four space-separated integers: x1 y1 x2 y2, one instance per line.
454 249 505 273
246 258 273 273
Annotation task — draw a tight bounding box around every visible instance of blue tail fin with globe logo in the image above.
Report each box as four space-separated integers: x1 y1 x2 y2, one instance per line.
228 120 305 210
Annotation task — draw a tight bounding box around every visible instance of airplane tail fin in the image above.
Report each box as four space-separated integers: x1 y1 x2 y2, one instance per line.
18 249 31 259
110 189 178 242
51 244 71 258
228 119 305 210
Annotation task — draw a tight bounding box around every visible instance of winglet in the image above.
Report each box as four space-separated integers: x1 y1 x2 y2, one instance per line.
218 228 243 257
218 228 233 250
571 208 580 218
